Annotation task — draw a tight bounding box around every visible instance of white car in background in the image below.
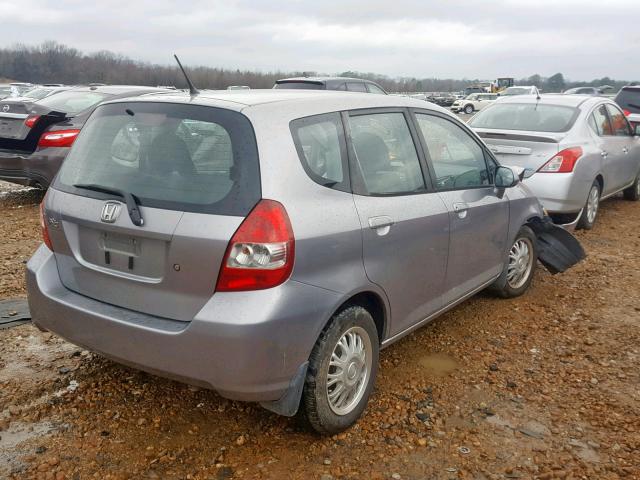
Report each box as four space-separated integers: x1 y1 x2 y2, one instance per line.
500 86 540 97
450 93 498 114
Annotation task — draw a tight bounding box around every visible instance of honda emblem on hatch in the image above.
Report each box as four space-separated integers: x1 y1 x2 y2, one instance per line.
2 105 9 112
101 202 121 223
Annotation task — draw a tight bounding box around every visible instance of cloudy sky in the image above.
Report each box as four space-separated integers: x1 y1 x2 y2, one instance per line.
1 0 638 80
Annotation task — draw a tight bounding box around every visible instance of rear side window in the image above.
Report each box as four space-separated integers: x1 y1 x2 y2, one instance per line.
55 102 260 216
347 83 368 93
417 114 491 190
348 112 426 195
469 103 578 132
36 91 112 114
291 113 348 191
614 88 640 113
367 84 386 95
606 104 632 136
589 105 612 136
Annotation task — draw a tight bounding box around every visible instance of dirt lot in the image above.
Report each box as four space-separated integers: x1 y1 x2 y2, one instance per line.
0 180 638 480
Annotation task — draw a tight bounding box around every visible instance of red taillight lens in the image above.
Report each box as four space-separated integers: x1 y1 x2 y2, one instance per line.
216 199 295 292
38 129 80 148
24 115 40 128
538 147 583 173
39 202 54 251
623 109 631 117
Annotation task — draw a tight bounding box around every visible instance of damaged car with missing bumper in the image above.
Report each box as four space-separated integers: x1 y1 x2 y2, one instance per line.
27 89 584 434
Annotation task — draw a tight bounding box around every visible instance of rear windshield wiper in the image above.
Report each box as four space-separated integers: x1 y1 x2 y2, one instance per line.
73 184 144 227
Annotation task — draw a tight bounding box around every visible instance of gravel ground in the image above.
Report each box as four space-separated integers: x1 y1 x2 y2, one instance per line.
0 180 638 480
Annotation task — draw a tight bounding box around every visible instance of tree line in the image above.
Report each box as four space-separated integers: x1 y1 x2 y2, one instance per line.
0 42 636 93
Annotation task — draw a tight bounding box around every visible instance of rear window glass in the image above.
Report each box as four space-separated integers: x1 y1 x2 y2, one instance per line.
469 103 578 132
36 91 112 114
614 88 640 113
55 102 260 216
274 82 324 90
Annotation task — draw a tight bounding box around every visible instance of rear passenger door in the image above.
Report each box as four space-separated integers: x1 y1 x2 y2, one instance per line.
589 104 626 194
345 109 450 338
413 111 509 305
605 103 637 188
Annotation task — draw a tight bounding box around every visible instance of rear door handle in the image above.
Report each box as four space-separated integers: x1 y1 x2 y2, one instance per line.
623 147 629 154
601 151 608 158
368 216 394 236
452 202 469 219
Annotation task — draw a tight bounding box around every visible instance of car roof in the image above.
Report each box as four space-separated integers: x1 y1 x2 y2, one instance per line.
495 93 605 108
276 76 375 84
64 85 168 95
104 89 449 117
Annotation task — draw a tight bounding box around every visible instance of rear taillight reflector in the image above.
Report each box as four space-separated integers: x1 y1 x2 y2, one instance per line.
216 199 295 292
24 115 40 128
538 147 583 173
38 129 80 148
39 202 54 251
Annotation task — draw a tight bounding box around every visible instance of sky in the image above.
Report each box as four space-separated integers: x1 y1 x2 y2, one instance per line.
1 0 638 80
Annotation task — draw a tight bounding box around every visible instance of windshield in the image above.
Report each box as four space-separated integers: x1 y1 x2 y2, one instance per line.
502 87 531 96
469 103 579 132
24 88 54 100
465 94 478 100
614 88 640 113
36 90 112 114
55 102 260 216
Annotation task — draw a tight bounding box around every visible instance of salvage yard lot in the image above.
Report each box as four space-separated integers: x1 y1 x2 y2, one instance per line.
0 180 638 480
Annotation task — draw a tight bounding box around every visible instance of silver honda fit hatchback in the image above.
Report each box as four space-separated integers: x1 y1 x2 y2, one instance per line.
27 90 580 433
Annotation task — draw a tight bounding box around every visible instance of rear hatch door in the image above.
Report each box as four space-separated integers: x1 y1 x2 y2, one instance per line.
46 100 260 321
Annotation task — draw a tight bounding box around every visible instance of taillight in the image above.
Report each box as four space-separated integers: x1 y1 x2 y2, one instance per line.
623 109 631 117
39 202 54 251
38 129 80 148
24 115 40 128
538 147 583 173
216 199 295 292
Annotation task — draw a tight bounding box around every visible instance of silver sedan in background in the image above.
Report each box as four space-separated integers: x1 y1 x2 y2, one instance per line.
469 95 640 229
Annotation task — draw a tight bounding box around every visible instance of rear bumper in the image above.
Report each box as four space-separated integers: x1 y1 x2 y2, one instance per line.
523 172 587 214
0 148 65 187
26 245 341 403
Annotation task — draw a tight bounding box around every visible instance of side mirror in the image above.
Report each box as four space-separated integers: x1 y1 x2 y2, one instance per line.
495 166 518 189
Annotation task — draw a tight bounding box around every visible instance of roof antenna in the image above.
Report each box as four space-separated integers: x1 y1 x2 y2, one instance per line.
173 54 199 96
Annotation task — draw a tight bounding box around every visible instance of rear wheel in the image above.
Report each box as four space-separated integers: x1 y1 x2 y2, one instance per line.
302 306 379 434
623 175 640 201
491 226 537 298
577 181 601 230
464 104 474 114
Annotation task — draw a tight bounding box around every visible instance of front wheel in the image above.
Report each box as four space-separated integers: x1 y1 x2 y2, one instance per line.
623 175 640 201
302 306 379 434
464 104 474 114
577 181 601 230
491 226 537 298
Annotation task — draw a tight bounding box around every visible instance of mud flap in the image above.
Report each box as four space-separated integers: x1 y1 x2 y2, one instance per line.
528 217 586 274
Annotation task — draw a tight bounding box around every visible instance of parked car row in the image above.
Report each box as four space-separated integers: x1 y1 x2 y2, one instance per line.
3 75 636 434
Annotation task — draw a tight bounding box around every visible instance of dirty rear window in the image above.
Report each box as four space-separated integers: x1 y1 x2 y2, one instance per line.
55 102 260 216
469 103 579 133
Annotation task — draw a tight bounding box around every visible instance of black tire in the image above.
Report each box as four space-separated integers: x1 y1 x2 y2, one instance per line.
491 226 537 298
577 181 601 230
302 306 379 434
623 175 640 201
464 104 474 114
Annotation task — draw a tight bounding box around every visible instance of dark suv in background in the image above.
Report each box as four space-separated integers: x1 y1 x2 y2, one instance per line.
0 85 166 188
274 76 387 94
615 85 640 129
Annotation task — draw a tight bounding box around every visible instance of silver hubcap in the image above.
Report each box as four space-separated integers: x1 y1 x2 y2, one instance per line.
635 178 640 196
586 186 599 224
326 326 372 416
507 238 534 289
